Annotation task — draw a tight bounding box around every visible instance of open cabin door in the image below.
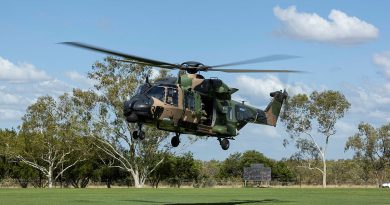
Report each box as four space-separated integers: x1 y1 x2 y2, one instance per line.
150 85 183 128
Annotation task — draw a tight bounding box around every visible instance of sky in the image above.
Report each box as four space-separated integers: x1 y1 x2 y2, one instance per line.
1 0 390 161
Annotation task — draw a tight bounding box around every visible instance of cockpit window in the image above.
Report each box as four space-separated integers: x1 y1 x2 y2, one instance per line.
146 86 165 102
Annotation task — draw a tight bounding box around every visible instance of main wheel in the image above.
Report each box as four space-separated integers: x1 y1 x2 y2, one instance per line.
171 136 180 147
220 138 230 150
132 131 139 139
138 131 145 140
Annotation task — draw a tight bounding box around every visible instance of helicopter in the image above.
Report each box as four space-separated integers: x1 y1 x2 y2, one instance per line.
62 42 300 150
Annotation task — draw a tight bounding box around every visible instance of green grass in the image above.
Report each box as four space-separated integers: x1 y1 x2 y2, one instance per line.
0 188 389 205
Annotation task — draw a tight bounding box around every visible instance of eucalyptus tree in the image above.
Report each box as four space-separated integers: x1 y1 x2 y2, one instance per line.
345 122 390 186
76 57 170 188
14 94 87 188
0 129 17 181
281 90 350 187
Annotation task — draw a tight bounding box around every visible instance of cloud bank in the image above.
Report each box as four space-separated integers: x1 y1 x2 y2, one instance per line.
0 57 71 123
233 74 312 106
0 57 51 83
273 6 379 44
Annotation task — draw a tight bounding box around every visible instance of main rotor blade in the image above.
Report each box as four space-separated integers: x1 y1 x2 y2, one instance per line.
61 42 177 68
114 59 177 69
209 68 303 73
210 55 300 68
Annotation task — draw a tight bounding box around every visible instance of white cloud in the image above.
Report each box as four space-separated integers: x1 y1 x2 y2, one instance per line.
0 109 24 121
234 74 311 106
65 71 87 82
241 124 280 139
373 51 390 79
0 57 51 82
342 80 390 124
0 89 25 105
0 57 73 127
273 6 379 44
65 71 95 88
334 120 356 139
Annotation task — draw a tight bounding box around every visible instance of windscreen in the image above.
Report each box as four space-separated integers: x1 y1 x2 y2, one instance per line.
146 86 165 102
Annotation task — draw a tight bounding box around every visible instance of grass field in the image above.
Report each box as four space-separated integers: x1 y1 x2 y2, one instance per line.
0 188 389 205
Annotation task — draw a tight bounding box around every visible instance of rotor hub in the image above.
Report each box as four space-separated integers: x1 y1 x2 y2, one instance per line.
180 61 207 74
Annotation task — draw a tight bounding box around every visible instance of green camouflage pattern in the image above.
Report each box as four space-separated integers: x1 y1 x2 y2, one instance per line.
145 74 287 138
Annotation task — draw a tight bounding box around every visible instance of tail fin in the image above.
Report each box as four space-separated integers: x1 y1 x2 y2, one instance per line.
264 90 288 126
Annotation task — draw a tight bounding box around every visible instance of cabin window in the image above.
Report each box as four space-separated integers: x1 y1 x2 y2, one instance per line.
147 86 165 102
227 107 233 121
235 105 253 121
185 92 195 110
166 87 178 106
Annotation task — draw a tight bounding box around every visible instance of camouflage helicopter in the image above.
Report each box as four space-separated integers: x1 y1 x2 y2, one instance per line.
63 42 300 150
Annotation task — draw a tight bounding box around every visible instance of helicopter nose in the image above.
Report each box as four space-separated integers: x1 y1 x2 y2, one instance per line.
124 95 153 123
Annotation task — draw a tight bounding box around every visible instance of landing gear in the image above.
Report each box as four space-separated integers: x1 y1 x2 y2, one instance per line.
218 138 230 150
132 130 139 139
138 130 145 140
171 133 180 147
132 124 145 140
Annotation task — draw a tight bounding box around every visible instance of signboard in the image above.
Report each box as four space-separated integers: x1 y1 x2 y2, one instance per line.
243 163 271 181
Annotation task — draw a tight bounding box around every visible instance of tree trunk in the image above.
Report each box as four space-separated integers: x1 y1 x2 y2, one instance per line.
131 170 144 188
47 166 53 188
106 179 111 188
17 178 28 188
128 167 155 188
48 174 53 188
81 178 90 188
322 158 327 188
156 179 160 188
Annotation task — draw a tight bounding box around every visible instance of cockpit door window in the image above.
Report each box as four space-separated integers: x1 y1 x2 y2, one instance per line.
146 86 165 102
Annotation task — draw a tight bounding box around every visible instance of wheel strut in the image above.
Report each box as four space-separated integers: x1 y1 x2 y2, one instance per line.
171 133 180 147
134 123 145 140
218 138 230 150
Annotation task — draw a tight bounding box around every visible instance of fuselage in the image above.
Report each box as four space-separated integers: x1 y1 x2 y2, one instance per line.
123 74 286 138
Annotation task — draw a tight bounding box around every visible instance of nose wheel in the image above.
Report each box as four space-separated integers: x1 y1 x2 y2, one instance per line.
132 124 145 140
171 133 180 147
218 138 230 150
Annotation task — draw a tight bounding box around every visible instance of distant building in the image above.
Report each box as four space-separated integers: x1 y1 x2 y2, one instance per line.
243 163 271 187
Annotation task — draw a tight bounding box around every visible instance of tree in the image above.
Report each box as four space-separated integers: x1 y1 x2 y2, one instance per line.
345 122 390 186
281 90 350 187
0 129 17 182
239 150 273 169
272 160 294 183
218 152 242 179
169 152 200 188
96 165 127 188
78 57 170 188
12 95 87 188
148 153 175 188
8 162 43 188
197 159 220 187
62 152 101 188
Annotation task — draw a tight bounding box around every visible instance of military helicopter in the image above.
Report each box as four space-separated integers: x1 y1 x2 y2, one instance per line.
62 42 300 150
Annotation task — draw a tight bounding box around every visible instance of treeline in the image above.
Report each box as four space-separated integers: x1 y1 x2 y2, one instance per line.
0 127 389 188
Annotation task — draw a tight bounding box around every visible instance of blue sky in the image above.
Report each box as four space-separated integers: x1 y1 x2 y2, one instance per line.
1 1 390 160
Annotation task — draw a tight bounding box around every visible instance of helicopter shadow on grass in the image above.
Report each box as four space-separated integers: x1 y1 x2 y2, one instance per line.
121 199 291 205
